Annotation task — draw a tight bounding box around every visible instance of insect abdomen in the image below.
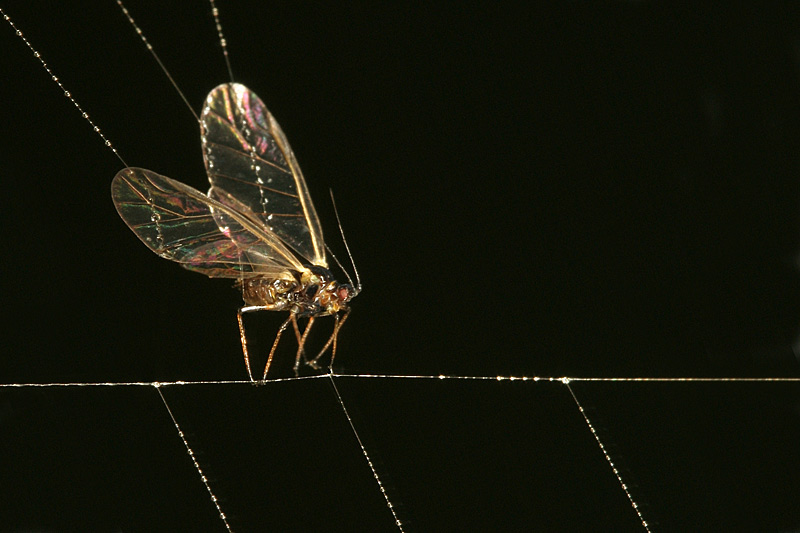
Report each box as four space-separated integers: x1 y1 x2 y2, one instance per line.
238 278 296 307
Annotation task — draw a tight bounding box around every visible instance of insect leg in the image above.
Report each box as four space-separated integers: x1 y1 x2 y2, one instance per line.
238 305 271 381
329 310 349 370
293 316 316 375
291 314 304 347
290 313 313 364
310 309 351 370
262 314 295 380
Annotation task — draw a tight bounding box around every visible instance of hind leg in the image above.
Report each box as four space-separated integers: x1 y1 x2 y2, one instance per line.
237 305 272 381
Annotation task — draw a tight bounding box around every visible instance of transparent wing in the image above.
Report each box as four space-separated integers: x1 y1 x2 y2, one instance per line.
200 83 327 267
111 167 304 279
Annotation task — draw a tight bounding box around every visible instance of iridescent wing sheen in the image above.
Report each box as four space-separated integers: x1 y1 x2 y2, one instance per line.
111 167 304 279
200 83 327 268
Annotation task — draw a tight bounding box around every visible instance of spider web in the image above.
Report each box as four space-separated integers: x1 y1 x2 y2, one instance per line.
2 2 800 531
3 373 800 531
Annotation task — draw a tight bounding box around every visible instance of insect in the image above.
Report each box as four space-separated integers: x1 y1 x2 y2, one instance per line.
111 83 360 381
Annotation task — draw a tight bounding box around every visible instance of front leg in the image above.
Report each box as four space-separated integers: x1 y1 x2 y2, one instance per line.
309 309 351 370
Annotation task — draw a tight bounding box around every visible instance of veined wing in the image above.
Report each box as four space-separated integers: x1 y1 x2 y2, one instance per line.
200 83 327 267
111 167 304 279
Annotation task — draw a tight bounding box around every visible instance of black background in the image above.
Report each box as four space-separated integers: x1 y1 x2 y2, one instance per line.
2 2 800 531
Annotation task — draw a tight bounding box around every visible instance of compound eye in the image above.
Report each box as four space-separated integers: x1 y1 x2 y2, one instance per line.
337 285 354 301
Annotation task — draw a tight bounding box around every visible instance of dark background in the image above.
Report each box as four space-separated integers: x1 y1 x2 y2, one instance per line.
1 1 800 531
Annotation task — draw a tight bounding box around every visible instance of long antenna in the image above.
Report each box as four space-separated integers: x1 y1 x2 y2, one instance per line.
326 244 355 288
329 190 362 292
